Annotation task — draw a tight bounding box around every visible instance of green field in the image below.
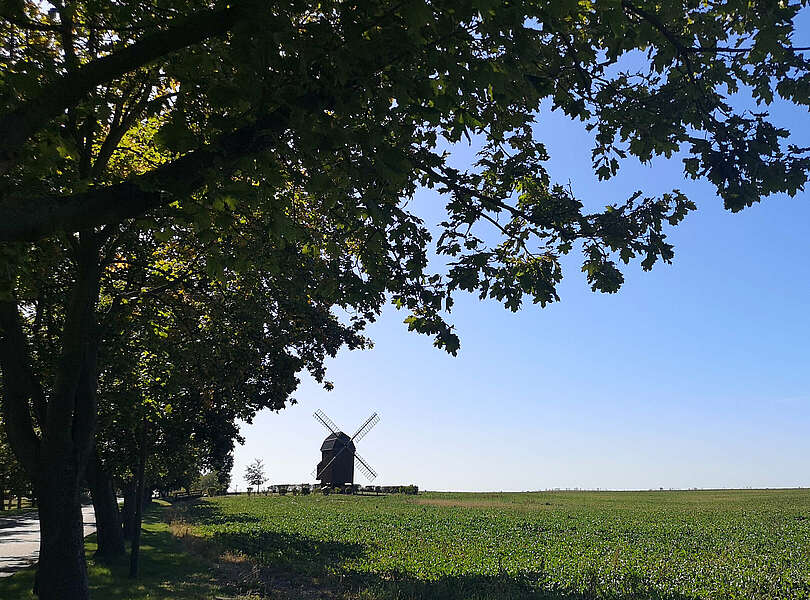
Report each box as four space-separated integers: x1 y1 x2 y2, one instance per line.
178 489 810 600
2 490 808 599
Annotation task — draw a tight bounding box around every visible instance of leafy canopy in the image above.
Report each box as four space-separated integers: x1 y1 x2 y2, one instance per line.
1 0 809 355
89 212 367 489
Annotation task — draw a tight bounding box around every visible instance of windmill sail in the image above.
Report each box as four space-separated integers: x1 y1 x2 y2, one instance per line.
351 412 380 443
354 451 378 482
313 409 339 434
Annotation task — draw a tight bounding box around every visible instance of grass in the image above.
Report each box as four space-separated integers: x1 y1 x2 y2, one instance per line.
2 490 809 599
0 506 225 600
175 489 810 600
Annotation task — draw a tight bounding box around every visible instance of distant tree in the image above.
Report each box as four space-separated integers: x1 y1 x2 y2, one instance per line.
194 471 224 497
244 459 268 494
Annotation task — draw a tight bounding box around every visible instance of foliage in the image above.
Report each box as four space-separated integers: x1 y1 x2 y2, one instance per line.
90 215 366 495
182 490 810 600
5 0 810 353
193 471 224 497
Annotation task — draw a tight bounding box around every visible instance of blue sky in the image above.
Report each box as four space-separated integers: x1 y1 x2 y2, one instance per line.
231 44 810 492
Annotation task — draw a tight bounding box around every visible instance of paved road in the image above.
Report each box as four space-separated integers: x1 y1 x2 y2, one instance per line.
0 505 96 577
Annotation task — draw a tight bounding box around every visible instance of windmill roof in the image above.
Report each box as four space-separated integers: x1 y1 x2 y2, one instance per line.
320 432 355 452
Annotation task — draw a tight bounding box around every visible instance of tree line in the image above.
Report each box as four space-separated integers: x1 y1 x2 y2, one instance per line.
2 0 809 598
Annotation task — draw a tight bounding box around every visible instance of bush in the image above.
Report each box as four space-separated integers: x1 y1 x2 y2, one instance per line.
301 484 311 495
206 486 219 497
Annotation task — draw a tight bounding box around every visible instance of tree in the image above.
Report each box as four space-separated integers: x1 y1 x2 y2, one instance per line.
87 213 366 556
244 459 267 494
194 470 227 496
2 1 810 597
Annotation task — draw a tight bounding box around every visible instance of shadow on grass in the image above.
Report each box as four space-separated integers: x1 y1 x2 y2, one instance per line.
180 499 367 579
0 506 218 600
179 501 697 600
218 560 700 600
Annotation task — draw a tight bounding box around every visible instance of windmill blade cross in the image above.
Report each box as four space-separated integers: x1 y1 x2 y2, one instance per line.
351 412 380 443
313 409 381 485
354 451 378 482
313 409 340 434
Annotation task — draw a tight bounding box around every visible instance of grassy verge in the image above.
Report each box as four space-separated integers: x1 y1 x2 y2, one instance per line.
0 505 227 600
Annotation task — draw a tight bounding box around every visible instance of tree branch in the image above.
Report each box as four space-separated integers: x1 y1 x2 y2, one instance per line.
0 106 298 242
0 4 250 174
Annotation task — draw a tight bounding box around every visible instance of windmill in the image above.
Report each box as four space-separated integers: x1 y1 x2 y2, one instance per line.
312 410 379 488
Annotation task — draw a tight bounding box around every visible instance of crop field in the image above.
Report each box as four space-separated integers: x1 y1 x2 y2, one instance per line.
178 489 810 599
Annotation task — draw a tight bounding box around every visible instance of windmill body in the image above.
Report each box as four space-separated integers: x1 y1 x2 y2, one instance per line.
317 432 356 487
313 410 380 489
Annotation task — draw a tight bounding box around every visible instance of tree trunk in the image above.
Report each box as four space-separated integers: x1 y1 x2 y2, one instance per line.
121 481 136 540
129 428 147 578
34 457 89 600
0 238 102 600
16 494 21 509
86 449 126 558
